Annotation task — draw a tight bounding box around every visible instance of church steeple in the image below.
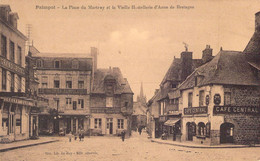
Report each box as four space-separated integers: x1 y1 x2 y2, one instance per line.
137 82 147 105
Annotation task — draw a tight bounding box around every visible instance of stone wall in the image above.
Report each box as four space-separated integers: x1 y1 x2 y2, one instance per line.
224 115 260 144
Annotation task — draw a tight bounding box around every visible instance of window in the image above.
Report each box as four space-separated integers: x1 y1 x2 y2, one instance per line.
54 80 60 88
9 41 15 62
17 46 22 66
66 81 72 88
171 84 177 88
10 72 15 92
106 97 113 107
54 60 60 68
2 69 7 90
73 101 77 110
66 98 72 108
198 122 206 136
78 99 84 108
224 92 231 106
117 119 124 129
41 76 48 88
124 102 128 107
78 81 84 89
54 98 60 110
17 76 21 92
72 60 79 69
188 92 193 107
36 59 43 68
1 35 7 58
199 90 205 106
94 118 102 128
16 107 22 134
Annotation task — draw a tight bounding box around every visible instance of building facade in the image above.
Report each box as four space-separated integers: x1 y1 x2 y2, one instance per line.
147 46 213 140
33 50 94 135
90 67 133 137
0 5 34 142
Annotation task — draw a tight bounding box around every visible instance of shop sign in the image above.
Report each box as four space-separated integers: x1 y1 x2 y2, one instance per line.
0 97 34 106
213 106 260 115
0 56 25 76
184 106 208 115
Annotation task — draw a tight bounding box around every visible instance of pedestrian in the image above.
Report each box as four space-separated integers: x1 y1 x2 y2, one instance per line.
138 127 142 135
121 130 126 142
68 131 72 142
74 132 78 141
79 128 84 141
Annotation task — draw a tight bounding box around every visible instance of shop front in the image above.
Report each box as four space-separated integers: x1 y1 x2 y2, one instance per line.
163 118 181 141
0 96 34 142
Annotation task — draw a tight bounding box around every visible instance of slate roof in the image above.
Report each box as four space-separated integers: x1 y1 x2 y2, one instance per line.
147 89 161 107
179 50 260 90
160 58 182 86
91 67 133 94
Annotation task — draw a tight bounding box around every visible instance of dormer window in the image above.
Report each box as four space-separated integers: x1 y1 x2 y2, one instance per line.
195 75 204 86
54 60 60 68
171 84 177 88
72 60 79 69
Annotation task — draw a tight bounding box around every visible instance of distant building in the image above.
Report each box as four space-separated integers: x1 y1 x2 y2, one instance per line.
0 5 34 142
90 67 133 137
132 82 147 131
146 89 160 138
32 48 96 135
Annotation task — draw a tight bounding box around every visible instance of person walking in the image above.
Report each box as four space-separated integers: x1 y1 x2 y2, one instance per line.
121 130 126 142
138 127 142 135
68 131 72 142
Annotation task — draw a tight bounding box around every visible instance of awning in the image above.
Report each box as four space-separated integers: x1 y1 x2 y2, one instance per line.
164 118 180 126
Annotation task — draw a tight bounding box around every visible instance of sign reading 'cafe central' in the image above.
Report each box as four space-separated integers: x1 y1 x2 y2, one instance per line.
213 106 260 115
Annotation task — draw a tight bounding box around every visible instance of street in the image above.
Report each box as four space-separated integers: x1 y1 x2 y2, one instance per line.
1 132 260 161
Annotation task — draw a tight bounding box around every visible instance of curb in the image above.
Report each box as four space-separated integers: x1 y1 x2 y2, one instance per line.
151 140 260 149
0 140 59 152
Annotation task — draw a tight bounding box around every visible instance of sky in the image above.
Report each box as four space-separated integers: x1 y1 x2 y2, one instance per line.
2 0 260 101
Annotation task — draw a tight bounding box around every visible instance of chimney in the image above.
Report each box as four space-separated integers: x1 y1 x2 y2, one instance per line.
180 51 192 82
255 11 260 32
9 12 18 29
91 47 98 72
202 45 213 64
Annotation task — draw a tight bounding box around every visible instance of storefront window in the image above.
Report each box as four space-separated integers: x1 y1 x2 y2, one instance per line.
198 122 206 136
191 122 196 136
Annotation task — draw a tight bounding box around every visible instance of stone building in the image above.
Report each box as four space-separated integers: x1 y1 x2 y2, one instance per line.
179 49 260 145
33 49 95 135
90 67 133 137
0 5 34 142
147 46 213 140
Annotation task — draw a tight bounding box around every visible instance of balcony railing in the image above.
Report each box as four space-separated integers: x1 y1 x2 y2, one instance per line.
38 88 88 95
90 107 121 114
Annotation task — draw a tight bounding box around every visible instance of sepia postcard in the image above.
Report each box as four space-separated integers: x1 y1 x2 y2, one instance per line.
0 0 260 161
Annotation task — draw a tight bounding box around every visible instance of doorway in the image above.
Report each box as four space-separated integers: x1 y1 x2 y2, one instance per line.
220 122 234 144
186 122 193 141
106 118 113 134
66 118 71 133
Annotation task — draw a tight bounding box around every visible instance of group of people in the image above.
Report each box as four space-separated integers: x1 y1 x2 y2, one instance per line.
67 129 127 142
68 128 85 142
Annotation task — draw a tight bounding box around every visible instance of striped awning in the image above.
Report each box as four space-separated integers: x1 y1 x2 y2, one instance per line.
164 118 180 126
